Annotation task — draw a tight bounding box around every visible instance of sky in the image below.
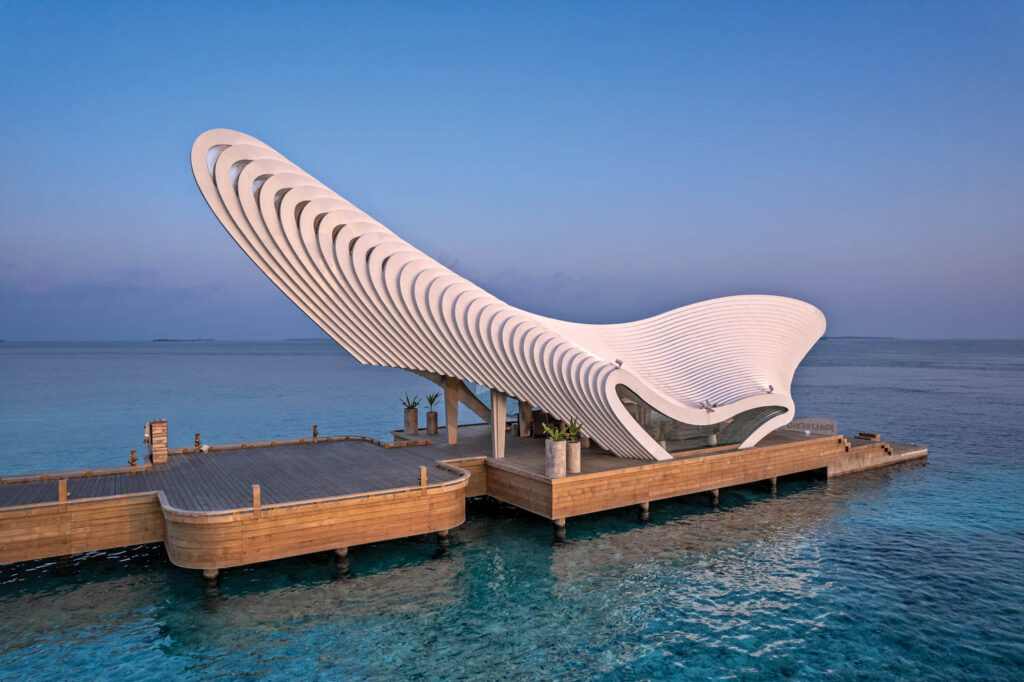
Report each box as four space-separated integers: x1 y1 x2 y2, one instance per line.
1 1 1022 340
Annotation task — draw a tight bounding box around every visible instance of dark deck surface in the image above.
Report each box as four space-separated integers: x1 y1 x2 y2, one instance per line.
0 425 925 512
0 440 461 512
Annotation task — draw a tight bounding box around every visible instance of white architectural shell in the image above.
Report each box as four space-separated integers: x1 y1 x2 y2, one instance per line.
191 129 826 461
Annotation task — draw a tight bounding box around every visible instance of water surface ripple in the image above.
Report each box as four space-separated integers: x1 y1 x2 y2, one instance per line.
0 339 1021 679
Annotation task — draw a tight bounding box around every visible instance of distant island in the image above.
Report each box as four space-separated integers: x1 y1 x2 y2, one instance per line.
152 338 213 342
822 335 897 340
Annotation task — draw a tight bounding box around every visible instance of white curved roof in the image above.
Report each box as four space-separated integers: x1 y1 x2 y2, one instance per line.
191 129 826 460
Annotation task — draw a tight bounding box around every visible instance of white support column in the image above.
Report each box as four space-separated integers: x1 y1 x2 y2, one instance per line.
445 376 460 446
490 389 507 458
518 400 532 437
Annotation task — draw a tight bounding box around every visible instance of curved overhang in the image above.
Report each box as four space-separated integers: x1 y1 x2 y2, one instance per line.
190 129 826 461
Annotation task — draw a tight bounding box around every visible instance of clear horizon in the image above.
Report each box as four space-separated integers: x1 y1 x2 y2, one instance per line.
2 1 1022 341
3 336 1024 343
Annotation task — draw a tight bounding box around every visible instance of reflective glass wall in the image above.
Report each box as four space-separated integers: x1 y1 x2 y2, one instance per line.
616 386 787 454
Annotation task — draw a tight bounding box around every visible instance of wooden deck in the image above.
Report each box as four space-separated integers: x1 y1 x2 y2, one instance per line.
411 424 927 521
0 440 460 510
0 422 927 576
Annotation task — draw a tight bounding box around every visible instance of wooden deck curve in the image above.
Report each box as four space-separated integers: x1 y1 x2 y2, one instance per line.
0 425 926 572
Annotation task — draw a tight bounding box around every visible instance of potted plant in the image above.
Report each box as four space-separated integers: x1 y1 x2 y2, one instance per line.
542 423 567 478
402 393 421 436
425 392 440 435
565 418 582 474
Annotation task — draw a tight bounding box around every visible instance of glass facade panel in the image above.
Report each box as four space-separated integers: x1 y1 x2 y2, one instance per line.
616 386 787 453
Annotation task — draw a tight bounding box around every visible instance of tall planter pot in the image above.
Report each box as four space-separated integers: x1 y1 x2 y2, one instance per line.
426 410 438 435
545 439 567 479
404 407 419 436
567 441 581 474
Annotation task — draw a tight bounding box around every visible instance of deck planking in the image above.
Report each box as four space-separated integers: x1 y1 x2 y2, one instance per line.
0 440 460 511
0 423 926 572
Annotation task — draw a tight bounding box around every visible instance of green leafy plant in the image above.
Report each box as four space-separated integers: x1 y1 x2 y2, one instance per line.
425 392 440 410
565 418 582 443
542 422 567 441
401 393 421 409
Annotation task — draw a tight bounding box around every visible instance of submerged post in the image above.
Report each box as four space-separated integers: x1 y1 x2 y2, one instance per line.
444 376 460 446
436 529 450 555
55 555 74 576
490 389 507 459
335 547 350 576
553 518 566 543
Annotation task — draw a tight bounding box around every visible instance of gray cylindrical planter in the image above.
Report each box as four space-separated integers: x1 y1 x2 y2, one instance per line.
404 407 419 436
567 441 581 474
706 432 718 446
426 411 438 435
545 439 567 478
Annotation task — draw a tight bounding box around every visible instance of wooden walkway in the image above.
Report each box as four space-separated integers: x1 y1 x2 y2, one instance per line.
0 423 927 576
0 440 459 511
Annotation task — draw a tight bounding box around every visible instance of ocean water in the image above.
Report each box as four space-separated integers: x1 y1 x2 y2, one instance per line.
0 339 1021 680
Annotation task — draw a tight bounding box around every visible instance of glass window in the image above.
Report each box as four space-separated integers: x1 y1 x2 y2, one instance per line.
616 385 787 454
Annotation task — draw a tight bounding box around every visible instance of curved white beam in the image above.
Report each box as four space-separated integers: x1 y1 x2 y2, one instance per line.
191 129 826 460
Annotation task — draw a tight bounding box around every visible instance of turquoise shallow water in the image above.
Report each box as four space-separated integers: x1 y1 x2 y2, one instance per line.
0 339 1022 680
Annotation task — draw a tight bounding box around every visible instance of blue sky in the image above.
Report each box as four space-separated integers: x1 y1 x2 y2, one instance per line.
1 1 1021 340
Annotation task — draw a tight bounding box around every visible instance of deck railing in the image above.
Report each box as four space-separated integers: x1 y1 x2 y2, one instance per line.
0 463 152 484
166 434 430 456
0 431 431 485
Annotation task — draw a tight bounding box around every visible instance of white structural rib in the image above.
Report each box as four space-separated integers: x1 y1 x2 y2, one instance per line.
191 129 826 461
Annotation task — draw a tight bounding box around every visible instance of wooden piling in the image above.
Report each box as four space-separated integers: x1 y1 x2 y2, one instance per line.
334 546 350 575
638 501 650 523
436 529 450 555
553 518 566 542
148 420 168 463
55 554 74 576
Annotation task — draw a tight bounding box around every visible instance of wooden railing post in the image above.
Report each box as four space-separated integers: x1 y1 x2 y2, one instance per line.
420 466 427 488
58 479 68 511
252 484 261 518
129 449 137 468
194 433 201 452
313 425 318 443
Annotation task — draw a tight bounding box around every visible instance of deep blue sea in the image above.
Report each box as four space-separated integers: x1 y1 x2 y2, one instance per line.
0 339 1021 680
